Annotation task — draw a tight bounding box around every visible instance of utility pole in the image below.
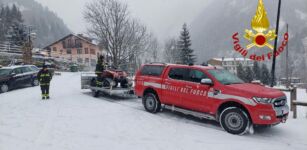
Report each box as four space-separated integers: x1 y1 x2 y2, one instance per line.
23 26 32 65
271 0 282 87
285 24 289 88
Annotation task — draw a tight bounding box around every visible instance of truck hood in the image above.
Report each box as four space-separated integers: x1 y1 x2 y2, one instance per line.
225 83 285 98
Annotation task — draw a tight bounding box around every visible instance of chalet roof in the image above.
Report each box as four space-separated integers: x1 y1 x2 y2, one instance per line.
43 34 98 49
211 58 252 62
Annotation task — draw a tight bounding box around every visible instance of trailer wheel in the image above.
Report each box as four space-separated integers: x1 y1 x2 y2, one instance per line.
113 81 118 88
92 90 100 97
219 107 250 135
143 93 161 113
102 78 112 87
120 78 128 88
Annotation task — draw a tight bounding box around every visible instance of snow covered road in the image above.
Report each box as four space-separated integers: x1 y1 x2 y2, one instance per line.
0 72 307 150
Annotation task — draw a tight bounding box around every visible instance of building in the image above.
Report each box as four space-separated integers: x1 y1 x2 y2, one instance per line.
208 58 253 74
44 34 103 67
279 77 301 86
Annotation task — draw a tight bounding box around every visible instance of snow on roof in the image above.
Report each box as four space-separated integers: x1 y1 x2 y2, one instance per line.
1 65 23 69
212 58 252 62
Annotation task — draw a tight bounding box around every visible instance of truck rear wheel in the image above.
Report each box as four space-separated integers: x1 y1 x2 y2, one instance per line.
220 107 250 135
143 93 161 113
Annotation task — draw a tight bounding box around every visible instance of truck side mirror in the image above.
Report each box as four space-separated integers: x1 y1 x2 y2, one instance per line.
201 78 213 86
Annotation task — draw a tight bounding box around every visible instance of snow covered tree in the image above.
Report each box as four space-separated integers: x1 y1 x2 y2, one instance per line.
237 63 246 81
178 23 195 65
0 4 23 41
163 38 180 63
252 61 261 80
84 0 154 68
261 64 270 85
245 66 253 83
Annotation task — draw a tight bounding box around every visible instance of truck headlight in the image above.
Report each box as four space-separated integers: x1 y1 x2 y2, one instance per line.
253 97 273 104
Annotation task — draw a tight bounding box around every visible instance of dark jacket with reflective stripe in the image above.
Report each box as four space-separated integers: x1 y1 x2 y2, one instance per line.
37 69 52 85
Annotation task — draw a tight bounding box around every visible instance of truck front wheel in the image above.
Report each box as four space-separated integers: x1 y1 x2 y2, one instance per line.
143 93 161 113
220 107 250 135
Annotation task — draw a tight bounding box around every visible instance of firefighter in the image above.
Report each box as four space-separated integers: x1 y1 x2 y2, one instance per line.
95 55 106 87
37 65 53 100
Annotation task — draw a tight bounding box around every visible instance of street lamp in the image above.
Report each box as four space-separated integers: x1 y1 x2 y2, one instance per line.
271 0 282 87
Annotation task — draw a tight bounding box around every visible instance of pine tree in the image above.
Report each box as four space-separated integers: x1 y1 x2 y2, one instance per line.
252 61 261 80
178 23 195 65
245 66 253 83
237 63 246 81
261 64 270 85
0 5 24 42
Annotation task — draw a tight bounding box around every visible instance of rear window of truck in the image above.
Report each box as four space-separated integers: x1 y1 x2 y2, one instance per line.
141 65 165 77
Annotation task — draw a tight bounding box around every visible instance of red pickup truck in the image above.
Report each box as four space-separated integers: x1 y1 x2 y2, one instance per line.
135 63 289 135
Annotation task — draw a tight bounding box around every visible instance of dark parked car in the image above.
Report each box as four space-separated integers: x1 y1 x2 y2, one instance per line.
0 65 40 93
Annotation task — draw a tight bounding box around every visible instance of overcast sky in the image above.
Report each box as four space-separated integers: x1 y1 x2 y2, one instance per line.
34 0 209 41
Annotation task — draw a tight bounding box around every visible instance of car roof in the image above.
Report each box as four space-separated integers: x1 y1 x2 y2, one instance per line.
0 65 33 69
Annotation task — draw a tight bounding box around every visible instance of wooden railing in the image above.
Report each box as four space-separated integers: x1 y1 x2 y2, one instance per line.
275 86 307 118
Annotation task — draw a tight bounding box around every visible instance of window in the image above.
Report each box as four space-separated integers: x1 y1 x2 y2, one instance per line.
168 68 189 81
68 39 72 48
53 47 57 51
208 69 244 85
0 69 12 76
91 59 96 66
141 65 165 77
62 41 66 48
21 67 32 73
67 49 72 54
77 49 82 54
90 49 95 55
78 58 83 63
75 39 82 48
13 68 23 74
30 66 39 71
85 58 89 63
60 49 63 54
85 48 89 54
188 69 207 83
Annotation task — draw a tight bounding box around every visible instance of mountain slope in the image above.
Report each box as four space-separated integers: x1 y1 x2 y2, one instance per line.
0 0 71 48
190 0 307 78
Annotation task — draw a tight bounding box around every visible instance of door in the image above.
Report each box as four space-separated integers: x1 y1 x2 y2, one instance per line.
181 69 211 112
21 67 33 84
162 67 189 107
11 68 24 88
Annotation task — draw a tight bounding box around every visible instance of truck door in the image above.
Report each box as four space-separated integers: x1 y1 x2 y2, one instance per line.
180 69 211 112
162 67 189 107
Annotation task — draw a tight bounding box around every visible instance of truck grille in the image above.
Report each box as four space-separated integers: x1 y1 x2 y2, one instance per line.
273 96 287 107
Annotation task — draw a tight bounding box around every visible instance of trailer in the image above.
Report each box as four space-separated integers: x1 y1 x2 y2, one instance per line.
81 72 134 97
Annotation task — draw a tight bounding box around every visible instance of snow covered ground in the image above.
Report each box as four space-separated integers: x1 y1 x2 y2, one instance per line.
0 72 306 150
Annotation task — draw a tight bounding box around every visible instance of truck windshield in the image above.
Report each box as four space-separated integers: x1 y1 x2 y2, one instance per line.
0 69 12 76
208 69 244 85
